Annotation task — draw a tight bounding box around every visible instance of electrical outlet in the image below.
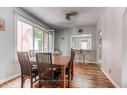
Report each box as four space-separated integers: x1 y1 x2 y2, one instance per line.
109 69 111 73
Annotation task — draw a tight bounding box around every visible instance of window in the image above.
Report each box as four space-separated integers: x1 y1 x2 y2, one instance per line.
33 27 44 52
44 32 49 52
17 20 33 51
72 35 92 50
80 40 90 50
81 40 88 49
17 20 49 52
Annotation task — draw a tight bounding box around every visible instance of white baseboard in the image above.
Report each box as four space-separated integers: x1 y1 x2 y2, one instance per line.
75 60 98 64
86 61 98 64
0 74 20 84
101 68 120 88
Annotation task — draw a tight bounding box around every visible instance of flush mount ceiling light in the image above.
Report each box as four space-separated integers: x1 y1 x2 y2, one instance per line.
65 11 78 22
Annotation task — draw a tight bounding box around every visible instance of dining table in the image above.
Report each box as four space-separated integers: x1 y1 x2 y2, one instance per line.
30 55 70 88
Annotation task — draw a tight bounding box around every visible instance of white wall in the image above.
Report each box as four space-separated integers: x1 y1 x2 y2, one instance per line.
97 7 125 87
0 8 20 82
122 8 127 87
0 7 52 83
55 25 96 56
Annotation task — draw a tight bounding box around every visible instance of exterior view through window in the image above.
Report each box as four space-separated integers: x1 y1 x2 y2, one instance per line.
34 27 43 52
44 32 49 52
17 20 49 52
72 35 92 50
17 20 33 51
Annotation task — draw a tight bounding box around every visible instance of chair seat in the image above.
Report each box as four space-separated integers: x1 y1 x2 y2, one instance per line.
32 66 38 77
54 69 61 79
32 66 38 72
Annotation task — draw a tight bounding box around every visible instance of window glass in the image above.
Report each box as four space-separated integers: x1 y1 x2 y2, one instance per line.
72 35 92 50
33 27 44 52
17 20 50 53
44 32 49 52
81 40 88 49
17 20 33 51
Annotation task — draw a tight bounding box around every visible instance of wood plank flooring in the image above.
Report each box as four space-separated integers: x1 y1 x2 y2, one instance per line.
0 63 114 88
70 63 114 88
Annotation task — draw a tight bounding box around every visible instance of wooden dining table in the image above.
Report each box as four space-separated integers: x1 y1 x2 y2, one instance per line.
30 55 70 88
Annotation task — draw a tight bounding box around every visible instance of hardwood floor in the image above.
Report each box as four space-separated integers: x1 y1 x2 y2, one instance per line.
0 63 114 88
70 63 114 88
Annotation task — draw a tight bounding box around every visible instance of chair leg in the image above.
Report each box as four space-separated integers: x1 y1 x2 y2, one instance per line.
30 78 33 88
71 67 74 80
39 80 41 88
21 75 23 88
68 79 70 88
68 74 70 88
52 82 55 88
52 81 56 88
71 74 73 80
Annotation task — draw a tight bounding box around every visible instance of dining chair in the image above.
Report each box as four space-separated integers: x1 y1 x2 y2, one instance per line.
67 49 75 87
70 49 75 80
36 53 61 88
17 52 38 88
55 49 75 87
29 50 38 58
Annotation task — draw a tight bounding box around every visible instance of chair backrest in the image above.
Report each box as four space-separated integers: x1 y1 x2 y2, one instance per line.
71 49 75 60
17 52 31 76
68 49 75 69
36 53 53 80
29 50 38 58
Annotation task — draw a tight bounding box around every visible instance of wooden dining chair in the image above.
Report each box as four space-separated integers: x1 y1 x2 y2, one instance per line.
36 53 61 88
17 52 38 88
29 50 38 58
55 49 75 87
70 49 75 80
66 49 75 87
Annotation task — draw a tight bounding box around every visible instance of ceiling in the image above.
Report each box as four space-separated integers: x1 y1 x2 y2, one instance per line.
22 7 105 29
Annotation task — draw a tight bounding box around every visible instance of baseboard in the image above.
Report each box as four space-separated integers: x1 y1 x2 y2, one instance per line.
101 68 120 88
0 74 20 84
75 61 98 64
86 61 98 64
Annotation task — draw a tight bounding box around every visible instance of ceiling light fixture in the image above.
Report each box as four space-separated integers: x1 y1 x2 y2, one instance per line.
65 11 78 21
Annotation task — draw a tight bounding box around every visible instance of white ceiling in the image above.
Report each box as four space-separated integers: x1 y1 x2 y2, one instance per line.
23 7 105 29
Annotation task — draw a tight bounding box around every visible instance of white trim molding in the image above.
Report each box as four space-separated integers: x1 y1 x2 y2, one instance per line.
101 68 120 88
75 60 98 64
